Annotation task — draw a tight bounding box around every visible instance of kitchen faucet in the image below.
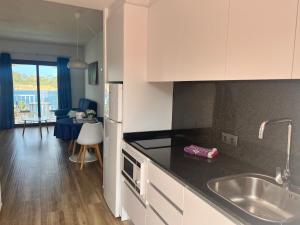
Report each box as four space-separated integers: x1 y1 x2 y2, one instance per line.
258 118 292 185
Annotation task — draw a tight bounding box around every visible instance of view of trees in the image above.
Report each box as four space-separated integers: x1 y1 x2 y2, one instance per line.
13 72 58 91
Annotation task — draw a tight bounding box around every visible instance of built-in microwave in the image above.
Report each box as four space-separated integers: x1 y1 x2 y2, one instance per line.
121 148 145 198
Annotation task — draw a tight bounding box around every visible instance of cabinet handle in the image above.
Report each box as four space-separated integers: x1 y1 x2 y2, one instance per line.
149 204 168 225
150 183 183 214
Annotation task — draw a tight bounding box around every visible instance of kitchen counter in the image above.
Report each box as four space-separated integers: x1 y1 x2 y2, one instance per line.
124 130 300 225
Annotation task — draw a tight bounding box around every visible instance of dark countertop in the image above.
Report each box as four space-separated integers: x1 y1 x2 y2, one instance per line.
123 130 300 225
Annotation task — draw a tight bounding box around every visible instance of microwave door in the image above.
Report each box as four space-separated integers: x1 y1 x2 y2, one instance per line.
122 155 134 180
122 156 136 188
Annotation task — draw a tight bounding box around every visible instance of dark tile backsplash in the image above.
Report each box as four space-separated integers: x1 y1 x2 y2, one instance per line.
172 80 300 185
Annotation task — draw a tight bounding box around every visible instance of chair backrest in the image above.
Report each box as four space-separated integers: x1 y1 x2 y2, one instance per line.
77 122 103 145
78 98 97 114
78 98 86 110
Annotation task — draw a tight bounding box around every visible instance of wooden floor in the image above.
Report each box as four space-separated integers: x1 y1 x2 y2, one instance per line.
0 127 130 225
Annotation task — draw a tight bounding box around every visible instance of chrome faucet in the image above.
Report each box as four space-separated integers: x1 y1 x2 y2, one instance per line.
258 118 292 185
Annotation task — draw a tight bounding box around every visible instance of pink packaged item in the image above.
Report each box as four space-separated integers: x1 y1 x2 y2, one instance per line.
184 145 219 159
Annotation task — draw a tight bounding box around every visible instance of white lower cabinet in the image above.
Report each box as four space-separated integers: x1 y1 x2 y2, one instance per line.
123 182 146 225
146 162 183 225
183 188 236 225
147 184 183 225
123 159 236 225
148 162 184 209
146 206 166 225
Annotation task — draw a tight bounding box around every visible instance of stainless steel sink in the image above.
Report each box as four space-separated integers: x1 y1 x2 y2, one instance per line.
207 173 300 223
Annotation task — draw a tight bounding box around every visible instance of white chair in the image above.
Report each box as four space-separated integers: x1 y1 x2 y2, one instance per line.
76 122 103 170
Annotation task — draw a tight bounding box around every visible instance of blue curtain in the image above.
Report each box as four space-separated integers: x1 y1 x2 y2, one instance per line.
0 53 14 129
57 57 72 109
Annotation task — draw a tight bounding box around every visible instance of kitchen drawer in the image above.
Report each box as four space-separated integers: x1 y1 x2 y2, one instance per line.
146 206 166 225
123 182 146 225
148 162 184 209
147 183 183 225
183 188 235 225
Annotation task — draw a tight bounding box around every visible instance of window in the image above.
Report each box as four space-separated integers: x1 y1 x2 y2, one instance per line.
12 60 58 125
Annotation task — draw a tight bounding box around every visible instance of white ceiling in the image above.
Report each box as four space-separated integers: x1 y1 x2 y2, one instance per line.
0 0 103 46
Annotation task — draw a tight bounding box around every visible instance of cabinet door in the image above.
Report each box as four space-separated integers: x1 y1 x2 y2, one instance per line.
146 206 166 225
103 118 122 217
123 182 146 225
107 4 124 82
183 189 235 225
147 184 183 225
148 0 229 81
226 0 297 80
148 162 184 209
148 0 182 81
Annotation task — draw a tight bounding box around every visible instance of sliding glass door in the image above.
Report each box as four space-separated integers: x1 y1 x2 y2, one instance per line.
12 61 58 125
39 65 58 120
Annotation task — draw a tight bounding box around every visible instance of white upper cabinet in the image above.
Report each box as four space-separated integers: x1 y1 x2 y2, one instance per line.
107 3 124 82
147 0 183 81
148 0 229 81
226 0 298 80
292 1 300 78
147 0 299 81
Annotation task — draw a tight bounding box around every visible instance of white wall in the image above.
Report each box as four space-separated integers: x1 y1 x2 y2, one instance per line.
0 38 85 108
84 32 104 116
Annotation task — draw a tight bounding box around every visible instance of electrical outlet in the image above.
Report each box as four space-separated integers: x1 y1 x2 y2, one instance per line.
221 132 238 147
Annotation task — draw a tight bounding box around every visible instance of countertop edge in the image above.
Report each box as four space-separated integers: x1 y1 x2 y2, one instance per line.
150 159 247 225
125 140 248 225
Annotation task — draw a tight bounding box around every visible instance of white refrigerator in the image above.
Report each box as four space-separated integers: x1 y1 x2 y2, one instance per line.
103 83 123 217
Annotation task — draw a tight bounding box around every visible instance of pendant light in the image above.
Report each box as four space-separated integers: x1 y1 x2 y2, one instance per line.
67 12 88 69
